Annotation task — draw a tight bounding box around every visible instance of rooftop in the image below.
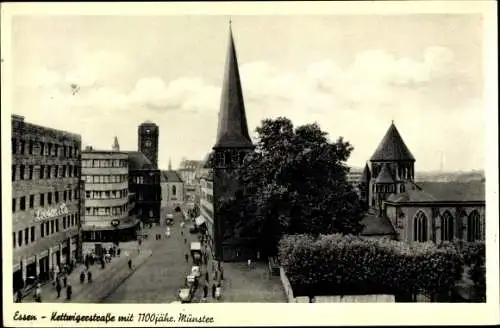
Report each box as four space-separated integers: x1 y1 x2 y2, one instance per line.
386 181 485 204
161 170 184 183
126 151 153 170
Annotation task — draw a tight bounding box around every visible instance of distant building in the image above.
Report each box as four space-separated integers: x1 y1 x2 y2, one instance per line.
211 26 256 262
347 167 363 185
138 121 159 169
178 159 203 206
160 170 184 209
127 151 162 225
199 153 215 248
359 122 485 244
81 145 138 246
11 114 82 293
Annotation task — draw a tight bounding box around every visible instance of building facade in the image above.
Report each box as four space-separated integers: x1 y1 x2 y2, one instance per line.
212 27 256 262
81 147 139 245
138 121 159 169
359 122 486 244
178 159 202 205
12 114 82 293
127 152 162 225
161 170 184 209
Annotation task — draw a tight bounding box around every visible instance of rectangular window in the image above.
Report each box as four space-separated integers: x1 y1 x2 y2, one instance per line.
63 190 67 201
93 160 99 168
50 220 55 234
24 227 29 245
54 144 59 156
13 232 16 248
19 165 25 180
48 192 52 205
54 166 58 178
63 216 66 229
29 165 34 180
18 231 22 247
45 221 49 236
20 140 25 154
29 140 34 154
56 219 59 232
12 165 16 181
41 223 45 237
47 165 51 179
105 207 110 215
29 195 34 208
85 207 91 215
69 190 72 201
30 226 35 242
40 193 45 206
20 196 26 211
68 146 73 158
104 176 109 183
63 146 67 157
12 198 16 213
47 143 52 156
12 138 17 154
74 166 78 177
68 165 72 177
55 191 59 203
39 165 44 179
86 191 91 199
74 189 78 199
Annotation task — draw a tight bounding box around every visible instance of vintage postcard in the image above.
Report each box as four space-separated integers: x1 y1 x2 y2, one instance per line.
2 1 498 327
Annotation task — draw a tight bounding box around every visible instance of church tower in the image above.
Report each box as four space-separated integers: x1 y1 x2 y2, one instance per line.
138 121 159 169
112 136 120 151
168 158 172 171
368 121 415 214
212 23 255 262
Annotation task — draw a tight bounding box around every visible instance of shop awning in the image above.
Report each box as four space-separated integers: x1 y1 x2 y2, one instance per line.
195 216 206 226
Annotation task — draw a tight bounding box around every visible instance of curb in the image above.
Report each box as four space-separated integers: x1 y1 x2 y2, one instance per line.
97 250 153 302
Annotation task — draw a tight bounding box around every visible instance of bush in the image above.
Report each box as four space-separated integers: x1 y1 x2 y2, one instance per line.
278 234 463 297
456 241 485 301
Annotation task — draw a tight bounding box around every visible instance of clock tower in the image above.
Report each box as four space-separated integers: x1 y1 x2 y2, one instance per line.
138 121 159 169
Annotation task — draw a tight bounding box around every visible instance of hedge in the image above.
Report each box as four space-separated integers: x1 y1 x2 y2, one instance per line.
278 234 464 297
457 241 485 301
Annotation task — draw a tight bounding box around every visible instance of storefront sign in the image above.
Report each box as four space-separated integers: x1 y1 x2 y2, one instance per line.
34 204 69 222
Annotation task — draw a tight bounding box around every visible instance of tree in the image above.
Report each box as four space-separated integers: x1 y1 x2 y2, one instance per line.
221 117 365 256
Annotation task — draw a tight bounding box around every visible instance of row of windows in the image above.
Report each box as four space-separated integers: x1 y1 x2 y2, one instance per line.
12 138 79 158
12 214 79 249
85 190 128 200
413 210 483 242
12 164 79 182
130 176 161 185
82 175 127 184
85 205 129 216
12 189 79 213
82 159 128 168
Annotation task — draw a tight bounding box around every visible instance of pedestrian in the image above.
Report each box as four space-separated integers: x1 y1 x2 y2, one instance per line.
184 238 187 244
181 230 184 236
101 258 105 269
128 259 132 269
247 259 252 270
80 271 85 284
212 283 216 299
215 285 221 300
117 248 121 257
63 274 67 288
220 271 224 281
203 284 208 299
34 283 42 302
15 289 23 303
185 253 189 263
87 271 92 283
205 271 209 283
66 282 72 300
56 279 62 298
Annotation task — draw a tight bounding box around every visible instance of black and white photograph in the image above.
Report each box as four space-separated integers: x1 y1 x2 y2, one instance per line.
2 1 498 327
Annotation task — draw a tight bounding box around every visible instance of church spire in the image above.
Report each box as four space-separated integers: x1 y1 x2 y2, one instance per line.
112 136 120 151
213 22 253 150
168 158 172 171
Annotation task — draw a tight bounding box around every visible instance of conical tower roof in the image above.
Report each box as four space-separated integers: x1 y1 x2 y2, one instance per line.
375 163 395 184
361 163 371 183
213 23 254 150
370 122 415 161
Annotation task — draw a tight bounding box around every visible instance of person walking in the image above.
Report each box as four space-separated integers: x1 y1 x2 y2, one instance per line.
181 230 184 236
15 289 23 303
80 271 85 284
63 273 68 288
205 271 209 284
128 259 132 270
87 271 92 283
66 282 72 300
185 253 189 263
184 238 187 245
34 284 42 302
212 283 216 299
203 284 208 300
56 279 62 298
220 271 224 281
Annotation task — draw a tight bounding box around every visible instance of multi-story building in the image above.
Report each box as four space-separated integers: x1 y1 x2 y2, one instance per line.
160 170 184 209
127 151 162 225
81 145 138 246
347 167 363 185
138 121 159 169
178 159 203 206
11 114 82 293
199 165 214 249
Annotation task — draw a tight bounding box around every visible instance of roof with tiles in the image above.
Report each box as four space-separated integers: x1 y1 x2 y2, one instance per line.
127 151 153 170
161 170 184 183
370 122 415 162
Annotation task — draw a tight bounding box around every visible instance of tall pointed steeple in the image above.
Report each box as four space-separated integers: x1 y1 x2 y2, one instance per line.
168 158 172 171
213 22 253 150
370 122 415 162
112 136 120 151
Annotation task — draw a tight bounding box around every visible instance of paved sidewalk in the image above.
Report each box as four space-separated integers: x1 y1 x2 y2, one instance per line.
22 248 151 303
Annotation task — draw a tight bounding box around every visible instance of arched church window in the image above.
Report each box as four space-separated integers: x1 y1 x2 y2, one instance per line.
440 211 454 241
467 210 482 242
414 211 428 242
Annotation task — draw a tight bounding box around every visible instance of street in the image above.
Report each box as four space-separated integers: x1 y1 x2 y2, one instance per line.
102 208 202 303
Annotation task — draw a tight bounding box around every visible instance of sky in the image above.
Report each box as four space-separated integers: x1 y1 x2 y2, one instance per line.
10 14 485 171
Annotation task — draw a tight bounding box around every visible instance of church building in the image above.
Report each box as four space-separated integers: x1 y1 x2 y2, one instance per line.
211 24 256 262
359 122 485 244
